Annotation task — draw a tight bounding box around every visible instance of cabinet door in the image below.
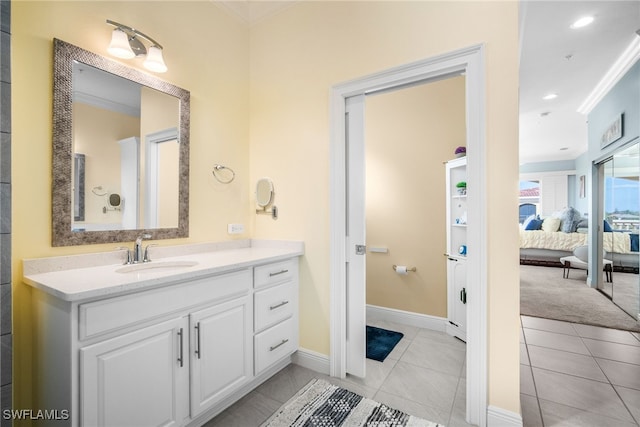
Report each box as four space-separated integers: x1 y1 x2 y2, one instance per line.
190 295 252 417
447 258 467 342
80 317 189 427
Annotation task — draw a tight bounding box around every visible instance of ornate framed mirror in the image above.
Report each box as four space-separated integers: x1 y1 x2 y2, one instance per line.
52 39 190 246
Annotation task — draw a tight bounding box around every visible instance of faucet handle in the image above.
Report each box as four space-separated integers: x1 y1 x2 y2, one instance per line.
115 247 132 265
143 244 158 263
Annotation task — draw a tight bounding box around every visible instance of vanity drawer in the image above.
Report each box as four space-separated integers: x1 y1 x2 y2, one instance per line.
254 317 297 374
254 281 294 333
79 269 251 340
254 259 296 289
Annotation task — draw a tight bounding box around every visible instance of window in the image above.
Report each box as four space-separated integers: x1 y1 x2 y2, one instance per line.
519 180 540 223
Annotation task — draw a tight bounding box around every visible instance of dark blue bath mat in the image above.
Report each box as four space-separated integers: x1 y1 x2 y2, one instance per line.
366 325 404 362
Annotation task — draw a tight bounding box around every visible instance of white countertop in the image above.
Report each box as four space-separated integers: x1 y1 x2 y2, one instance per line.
24 240 304 302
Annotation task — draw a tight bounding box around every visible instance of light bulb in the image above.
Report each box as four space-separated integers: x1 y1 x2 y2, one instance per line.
143 46 167 73
107 28 135 59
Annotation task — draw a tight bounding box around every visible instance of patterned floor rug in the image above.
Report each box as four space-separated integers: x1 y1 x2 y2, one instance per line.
261 378 442 427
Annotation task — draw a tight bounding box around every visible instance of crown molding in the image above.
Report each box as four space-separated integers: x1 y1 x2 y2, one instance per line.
577 36 640 115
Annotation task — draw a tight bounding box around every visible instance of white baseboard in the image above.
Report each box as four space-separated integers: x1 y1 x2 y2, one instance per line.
487 405 523 427
292 347 330 375
366 304 447 332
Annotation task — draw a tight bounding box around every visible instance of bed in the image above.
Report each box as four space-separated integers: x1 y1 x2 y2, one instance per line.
519 212 640 271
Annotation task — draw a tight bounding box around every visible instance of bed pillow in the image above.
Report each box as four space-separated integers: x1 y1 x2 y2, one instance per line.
524 219 543 230
576 219 588 229
560 207 582 233
541 217 561 232
522 214 537 230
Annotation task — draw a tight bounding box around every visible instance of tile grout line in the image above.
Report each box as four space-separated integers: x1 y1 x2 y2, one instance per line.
591 356 640 426
521 317 545 427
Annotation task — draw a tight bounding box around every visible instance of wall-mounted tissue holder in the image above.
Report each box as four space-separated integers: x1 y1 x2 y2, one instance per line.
393 265 416 274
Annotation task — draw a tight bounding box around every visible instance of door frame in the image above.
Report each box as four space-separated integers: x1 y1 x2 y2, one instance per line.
144 127 179 228
329 44 488 426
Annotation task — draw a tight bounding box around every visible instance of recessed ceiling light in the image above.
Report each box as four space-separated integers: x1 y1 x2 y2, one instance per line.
543 93 558 100
540 111 551 117
570 16 594 29
560 147 569 151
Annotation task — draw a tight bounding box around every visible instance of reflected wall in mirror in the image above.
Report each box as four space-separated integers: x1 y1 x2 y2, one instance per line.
598 142 639 320
53 38 190 246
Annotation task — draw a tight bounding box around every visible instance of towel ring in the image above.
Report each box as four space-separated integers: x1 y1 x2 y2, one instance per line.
212 164 235 184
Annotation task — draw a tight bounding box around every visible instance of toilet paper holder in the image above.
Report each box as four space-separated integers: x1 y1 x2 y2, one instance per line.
392 265 417 273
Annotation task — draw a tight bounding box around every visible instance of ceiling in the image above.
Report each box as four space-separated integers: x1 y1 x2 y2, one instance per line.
519 0 640 165
213 1 640 165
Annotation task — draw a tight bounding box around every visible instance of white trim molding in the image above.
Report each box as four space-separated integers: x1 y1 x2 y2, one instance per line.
487 405 523 427
366 305 446 332
577 36 640 115
330 44 488 427
292 348 330 375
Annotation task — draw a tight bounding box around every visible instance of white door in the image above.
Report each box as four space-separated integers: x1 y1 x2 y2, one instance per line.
190 295 252 417
345 94 366 378
80 317 189 427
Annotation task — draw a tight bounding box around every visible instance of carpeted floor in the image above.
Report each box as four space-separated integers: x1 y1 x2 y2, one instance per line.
520 264 640 332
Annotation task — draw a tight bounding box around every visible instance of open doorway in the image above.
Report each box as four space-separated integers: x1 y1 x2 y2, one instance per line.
330 45 488 427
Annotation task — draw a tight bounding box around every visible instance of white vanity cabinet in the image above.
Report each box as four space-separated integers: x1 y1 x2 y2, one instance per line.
29 250 301 427
80 316 190 426
253 259 299 375
189 294 252 418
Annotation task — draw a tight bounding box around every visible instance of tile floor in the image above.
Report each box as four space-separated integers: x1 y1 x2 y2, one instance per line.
206 315 640 426
520 315 640 427
205 318 473 426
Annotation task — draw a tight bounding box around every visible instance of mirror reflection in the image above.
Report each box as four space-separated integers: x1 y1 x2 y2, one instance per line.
53 39 189 246
71 62 179 231
599 142 639 320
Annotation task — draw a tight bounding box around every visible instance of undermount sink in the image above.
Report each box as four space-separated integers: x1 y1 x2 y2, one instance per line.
116 260 199 274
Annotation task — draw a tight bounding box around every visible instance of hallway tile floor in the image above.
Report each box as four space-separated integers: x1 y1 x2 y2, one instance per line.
202 315 640 426
205 319 474 426
520 315 640 427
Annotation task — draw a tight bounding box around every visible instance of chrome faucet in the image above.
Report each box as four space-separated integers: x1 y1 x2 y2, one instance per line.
133 234 152 263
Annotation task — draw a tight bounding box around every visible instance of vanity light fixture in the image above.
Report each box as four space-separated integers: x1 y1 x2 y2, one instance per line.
106 19 167 73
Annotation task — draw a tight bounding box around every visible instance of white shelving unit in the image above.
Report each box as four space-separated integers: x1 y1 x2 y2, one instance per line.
445 156 467 342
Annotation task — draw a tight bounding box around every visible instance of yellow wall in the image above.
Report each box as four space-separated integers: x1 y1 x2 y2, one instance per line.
365 76 465 317
12 0 250 410
249 1 520 414
13 0 521 418
73 102 139 226
140 85 181 227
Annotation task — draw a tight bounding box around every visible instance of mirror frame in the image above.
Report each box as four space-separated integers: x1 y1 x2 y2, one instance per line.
52 38 190 246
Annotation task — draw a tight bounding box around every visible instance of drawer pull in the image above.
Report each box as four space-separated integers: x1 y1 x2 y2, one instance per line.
269 269 289 277
177 328 184 367
269 300 290 310
194 322 201 359
270 338 289 351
